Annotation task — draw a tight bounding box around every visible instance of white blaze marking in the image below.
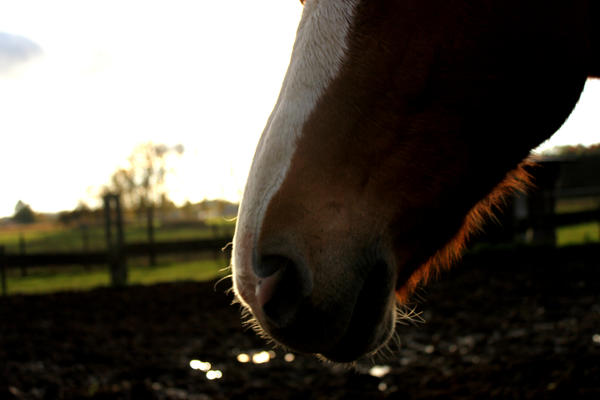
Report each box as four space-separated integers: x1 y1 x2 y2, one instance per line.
233 1 359 293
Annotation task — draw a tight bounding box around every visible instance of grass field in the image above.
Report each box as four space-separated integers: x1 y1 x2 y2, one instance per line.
3 258 230 295
0 220 235 296
0 220 235 253
555 197 600 246
557 222 600 246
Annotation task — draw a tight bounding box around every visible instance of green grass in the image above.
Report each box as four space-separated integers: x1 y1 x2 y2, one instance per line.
0 221 233 296
554 197 599 246
0 221 235 253
3 258 229 296
129 259 229 285
556 222 600 246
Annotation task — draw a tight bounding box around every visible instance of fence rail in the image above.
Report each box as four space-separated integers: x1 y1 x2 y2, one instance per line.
0 236 233 295
0 237 232 269
514 209 600 232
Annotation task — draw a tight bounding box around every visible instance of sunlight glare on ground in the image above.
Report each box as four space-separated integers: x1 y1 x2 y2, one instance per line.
424 344 435 354
235 349 277 364
189 359 211 372
189 359 223 380
368 365 391 378
205 370 223 380
252 350 272 364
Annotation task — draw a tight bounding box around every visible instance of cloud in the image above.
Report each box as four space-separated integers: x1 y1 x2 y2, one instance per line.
0 32 43 74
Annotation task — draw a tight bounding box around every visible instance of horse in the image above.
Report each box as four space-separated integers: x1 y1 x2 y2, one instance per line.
231 0 600 363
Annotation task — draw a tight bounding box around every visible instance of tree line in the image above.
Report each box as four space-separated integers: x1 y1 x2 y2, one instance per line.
8 142 237 228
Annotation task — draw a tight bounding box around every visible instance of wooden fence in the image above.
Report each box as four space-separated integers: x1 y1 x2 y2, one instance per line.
0 237 232 268
480 158 600 244
0 237 232 295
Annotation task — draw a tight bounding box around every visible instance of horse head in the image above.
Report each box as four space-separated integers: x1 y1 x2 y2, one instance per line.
232 0 593 362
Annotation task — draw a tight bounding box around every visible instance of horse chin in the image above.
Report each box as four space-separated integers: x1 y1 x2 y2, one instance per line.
319 261 397 363
319 300 397 363
256 295 396 364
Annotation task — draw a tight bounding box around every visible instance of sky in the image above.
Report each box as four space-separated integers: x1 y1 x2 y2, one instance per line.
0 1 599 218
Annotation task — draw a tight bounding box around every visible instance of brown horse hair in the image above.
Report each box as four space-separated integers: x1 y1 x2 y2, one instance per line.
395 159 535 303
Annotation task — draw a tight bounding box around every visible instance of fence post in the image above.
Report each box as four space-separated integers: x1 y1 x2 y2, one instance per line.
114 196 126 284
81 224 90 270
19 234 27 277
103 194 127 287
1 246 6 296
528 162 560 245
104 196 113 253
597 200 600 241
147 204 156 267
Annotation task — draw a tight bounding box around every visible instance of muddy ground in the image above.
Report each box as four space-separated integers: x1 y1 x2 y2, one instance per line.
1 245 599 399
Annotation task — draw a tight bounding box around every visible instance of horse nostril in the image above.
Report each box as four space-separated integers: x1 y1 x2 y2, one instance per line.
254 254 310 328
254 254 295 278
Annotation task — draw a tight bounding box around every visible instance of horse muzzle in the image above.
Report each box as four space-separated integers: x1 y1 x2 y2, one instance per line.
233 230 398 362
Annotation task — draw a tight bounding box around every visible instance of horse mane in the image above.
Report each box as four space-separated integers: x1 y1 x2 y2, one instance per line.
396 159 535 303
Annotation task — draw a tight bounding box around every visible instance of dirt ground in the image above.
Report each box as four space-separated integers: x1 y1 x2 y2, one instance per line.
1 246 599 399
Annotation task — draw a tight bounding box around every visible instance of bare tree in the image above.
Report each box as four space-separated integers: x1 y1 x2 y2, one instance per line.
105 142 184 265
